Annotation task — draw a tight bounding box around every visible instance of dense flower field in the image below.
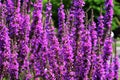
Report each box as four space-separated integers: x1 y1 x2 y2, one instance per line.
0 0 119 80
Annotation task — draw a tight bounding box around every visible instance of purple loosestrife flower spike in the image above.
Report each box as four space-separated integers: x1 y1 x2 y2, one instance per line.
68 0 75 32
10 42 19 80
8 0 21 40
69 0 75 21
44 59 56 80
5 1 20 79
103 36 113 78
45 1 64 79
17 1 32 79
80 29 92 80
104 0 113 30
113 55 119 80
30 0 48 79
97 9 104 46
60 11 75 80
69 0 76 53
90 10 98 48
103 36 113 61
103 0 114 40
20 15 32 80
58 0 65 43
93 38 105 80
106 58 114 80
73 0 85 53
0 3 11 79
73 0 85 79
93 55 105 80
88 10 98 79
6 0 14 23
102 0 114 78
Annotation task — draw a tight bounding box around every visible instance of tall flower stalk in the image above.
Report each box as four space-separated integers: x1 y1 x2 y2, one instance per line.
106 57 114 80
30 0 48 79
93 9 105 80
88 10 98 79
102 0 114 79
8 0 21 40
58 0 65 43
93 54 105 80
6 0 21 79
10 42 19 80
69 0 77 60
103 0 113 41
45 0 64 79
6 0 14 26
0 3 11 79
81 29 92 80
103 36 113 78
58 1 75 79
73 0 86 79
97 7 104 47
17 0 31 79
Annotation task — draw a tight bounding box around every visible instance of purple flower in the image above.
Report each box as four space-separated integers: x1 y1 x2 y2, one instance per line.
0 3 11 79
93 10 105 80
30 0 48 79
69 0 76 58
45 1 64 79
4 1 20 79
89 21 97 48
73 0 85 55
103 36 113 78
106 59 114 80
69 23 76 54
6 0 14 16
61 19 75 79
97 14 104 38
88 10 98 79
0 0 117 79
58 2 75 79
44 64 56 80
8 0 21 40
10 43 19 80
104 0 113 29
93 55 105 80
17 1 31 79
113 55 119 80
58 2 65 42
103 37 113 61
102 0 114 78
103 0 114 40
97 12 104 46
73 0 85 79
73 0 85 7
80 30 92 79
69 0 75 21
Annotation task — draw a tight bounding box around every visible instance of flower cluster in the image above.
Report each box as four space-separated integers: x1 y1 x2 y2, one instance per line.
0 0 119 80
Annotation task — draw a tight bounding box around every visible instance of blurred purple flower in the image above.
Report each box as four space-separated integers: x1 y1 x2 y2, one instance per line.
45 1 64 79
30 0 48 79
58 3 65 43
0 3 11 78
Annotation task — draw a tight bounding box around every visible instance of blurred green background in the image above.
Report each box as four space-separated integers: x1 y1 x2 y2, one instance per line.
32 0 120 30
